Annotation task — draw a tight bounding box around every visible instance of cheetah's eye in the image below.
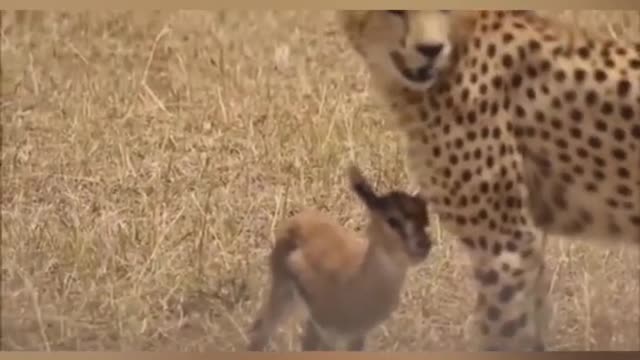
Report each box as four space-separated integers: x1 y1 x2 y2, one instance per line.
386 10 407 17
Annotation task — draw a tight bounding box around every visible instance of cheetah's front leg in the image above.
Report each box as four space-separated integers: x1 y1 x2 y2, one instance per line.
463 230 551 351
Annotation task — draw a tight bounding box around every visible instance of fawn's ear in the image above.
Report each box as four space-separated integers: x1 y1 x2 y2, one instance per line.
413 192 427 206
347 165 380 210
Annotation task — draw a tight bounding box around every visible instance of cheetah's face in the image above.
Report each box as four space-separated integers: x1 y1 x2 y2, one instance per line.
337 10 456 91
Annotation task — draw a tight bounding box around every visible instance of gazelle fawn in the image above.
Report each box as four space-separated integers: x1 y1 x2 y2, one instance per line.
246 165 432 351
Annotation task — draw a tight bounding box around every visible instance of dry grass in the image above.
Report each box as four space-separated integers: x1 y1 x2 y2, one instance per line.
1 10 639 351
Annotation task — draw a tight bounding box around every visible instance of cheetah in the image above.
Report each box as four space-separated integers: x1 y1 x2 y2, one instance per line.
336 10 640 351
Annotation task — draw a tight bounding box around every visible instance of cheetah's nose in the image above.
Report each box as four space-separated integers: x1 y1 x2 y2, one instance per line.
415 43 444 59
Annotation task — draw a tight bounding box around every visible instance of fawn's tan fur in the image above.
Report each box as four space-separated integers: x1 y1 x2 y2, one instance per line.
246 165 431 351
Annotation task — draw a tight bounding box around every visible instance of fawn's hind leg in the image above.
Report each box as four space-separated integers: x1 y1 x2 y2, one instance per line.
246 276 296 350
301 319 332 351
247 234 300 351
300 320 366 351
347 336 366 351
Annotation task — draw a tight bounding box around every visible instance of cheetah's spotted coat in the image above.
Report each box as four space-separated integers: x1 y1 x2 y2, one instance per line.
337 10 640 351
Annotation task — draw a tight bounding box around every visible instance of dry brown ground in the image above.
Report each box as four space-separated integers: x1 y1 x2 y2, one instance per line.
1 10 639 351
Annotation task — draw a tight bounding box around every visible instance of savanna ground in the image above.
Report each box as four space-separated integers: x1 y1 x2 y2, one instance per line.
1 10 639 351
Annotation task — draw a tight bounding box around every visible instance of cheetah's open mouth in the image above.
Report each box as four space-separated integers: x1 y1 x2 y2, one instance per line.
389 51 433 84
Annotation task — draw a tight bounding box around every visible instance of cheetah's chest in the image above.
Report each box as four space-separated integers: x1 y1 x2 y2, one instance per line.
394 83 530 238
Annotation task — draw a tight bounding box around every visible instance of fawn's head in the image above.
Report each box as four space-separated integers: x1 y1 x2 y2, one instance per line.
347 165 431 263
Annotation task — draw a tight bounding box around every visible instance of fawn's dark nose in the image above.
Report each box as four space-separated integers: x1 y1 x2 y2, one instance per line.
415 235 432 257
415 43 444 59
419 240 431 253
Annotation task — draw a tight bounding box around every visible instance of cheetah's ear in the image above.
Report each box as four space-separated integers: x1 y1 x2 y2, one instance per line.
335 11 355 31
449 11 479 43
335 11 366 26
335 11 369 37
347 164 380 210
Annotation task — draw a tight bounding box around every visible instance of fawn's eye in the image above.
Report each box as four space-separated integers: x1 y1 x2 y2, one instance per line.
387 217 403 231
386 10 407 17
